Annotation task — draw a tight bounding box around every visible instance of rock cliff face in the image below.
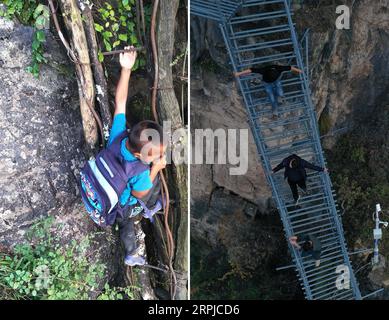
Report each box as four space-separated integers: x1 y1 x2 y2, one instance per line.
308 0 389 148
190 0 389 298
0 17 118 283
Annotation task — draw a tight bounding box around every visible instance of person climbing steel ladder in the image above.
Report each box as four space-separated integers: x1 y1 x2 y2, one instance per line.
235 64 303 119
272 154 328 206
289 234 322 267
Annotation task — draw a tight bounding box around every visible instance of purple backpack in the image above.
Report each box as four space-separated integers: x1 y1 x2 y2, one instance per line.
79 130 150 227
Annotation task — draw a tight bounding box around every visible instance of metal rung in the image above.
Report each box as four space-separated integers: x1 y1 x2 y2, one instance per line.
286 192 329 208
310 273 347 294
285 193 329 208
266 144 317 160
243 77 303 94
305 257 344 277
261 125 309 140
316 287 354 300
292 218 333 232
262 128 309 142
303 265 343 284
256 120 312 135
318 236 340 246
328 288 357 300
242 0 286 8
250 86 306 101
282 194 335 209
265 139 314 155
272 170 322 183
288 200 331 215
242 71 302 83
316 233 340 243
277 188 330 202
316 239 341 251
303 252 344 269
255 104 308 118
273 174 322 189
250 93 306 111
290 213 331 227
259 115 310 129
269 150 321 165
335 291 356 300
301 247 343 265
294 222 334 235
230 9 288 24
251 100 307 117
300 229 338 240
235 38 293 53
238 52 296 68
276 176 324 190
307 263 345 283
307 248 344 263
246 84 305 101
230 24 293 39
301 263 340 282
248 91 305 108
289 202 333 217
277 181 326 196
266 140 315 156
303 263 343 283
271 167 323 181
291 222 334 235
193 0 241 11
191 0 245 22
289 206 332 221
304 241 342 262
312 283 344 298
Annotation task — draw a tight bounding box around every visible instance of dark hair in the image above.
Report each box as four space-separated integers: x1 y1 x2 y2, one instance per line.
290 157 299 169
127 120 165 153
302 241 313 252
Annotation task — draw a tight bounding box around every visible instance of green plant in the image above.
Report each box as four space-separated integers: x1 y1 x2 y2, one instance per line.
318 110 332 135
26 29 47 78
97 283 135 300
350 146 366 163
0 0 37 24
170 49 187 67
0 217 131 300
0 1 50 78
94 0 146 70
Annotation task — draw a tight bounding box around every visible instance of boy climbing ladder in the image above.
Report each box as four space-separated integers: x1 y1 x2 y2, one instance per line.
80 46 167 266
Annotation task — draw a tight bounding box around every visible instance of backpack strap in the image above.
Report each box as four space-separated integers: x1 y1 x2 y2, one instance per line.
137 199 162 223
108 130 130 156
123 160 149 178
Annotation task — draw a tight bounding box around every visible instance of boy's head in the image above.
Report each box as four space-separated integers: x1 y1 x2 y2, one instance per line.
127 120 167 164
302 240 313 252
290 157 299 169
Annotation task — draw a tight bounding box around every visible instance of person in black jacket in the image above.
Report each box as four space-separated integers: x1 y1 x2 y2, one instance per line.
272 154 328 205
289 234 322 267
235 64 303 119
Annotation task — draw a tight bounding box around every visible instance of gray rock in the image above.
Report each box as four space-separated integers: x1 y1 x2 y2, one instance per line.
0 18 117 284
